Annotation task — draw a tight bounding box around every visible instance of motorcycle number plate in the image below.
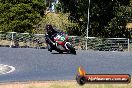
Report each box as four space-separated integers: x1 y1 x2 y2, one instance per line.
60 36 65 41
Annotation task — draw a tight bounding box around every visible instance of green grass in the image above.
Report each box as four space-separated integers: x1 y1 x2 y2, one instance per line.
27 81 132 88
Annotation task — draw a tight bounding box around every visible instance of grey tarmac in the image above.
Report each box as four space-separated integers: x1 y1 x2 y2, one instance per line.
0 47 132 82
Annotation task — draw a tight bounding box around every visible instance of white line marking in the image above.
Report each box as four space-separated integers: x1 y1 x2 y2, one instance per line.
0 64 15 75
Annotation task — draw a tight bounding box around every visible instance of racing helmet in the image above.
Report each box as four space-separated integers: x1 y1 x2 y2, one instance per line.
45 24 54 33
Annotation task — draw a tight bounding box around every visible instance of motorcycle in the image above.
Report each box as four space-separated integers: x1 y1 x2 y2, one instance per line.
46 32 76 55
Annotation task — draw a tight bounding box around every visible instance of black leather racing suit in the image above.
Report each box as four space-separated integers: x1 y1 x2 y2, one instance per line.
45 29 58 50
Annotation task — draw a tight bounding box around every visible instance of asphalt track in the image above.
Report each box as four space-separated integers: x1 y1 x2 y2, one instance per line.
0 47 132 82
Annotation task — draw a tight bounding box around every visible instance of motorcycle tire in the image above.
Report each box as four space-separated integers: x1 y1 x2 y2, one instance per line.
66 43 76 55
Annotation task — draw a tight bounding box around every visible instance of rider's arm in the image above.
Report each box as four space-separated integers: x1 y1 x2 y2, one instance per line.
45 34 55 45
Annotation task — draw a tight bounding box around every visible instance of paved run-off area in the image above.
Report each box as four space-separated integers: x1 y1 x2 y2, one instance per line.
0 47 132 82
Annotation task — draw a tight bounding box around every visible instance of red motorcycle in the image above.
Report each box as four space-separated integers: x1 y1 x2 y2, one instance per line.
46 32 76 55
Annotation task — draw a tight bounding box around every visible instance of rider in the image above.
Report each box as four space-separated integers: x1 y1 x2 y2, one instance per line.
45 24 58 52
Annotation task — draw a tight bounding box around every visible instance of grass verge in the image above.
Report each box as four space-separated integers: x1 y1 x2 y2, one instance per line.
0 80 131 88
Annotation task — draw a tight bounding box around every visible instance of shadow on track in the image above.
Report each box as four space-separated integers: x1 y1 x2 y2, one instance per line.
51 52 71 54
51 52 77 55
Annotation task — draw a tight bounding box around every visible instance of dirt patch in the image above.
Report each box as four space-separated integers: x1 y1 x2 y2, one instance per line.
0 81 51 88
0 81 74 88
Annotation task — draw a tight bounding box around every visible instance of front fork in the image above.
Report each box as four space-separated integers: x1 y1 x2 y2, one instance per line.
64 42 71 50
55 42 71 51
